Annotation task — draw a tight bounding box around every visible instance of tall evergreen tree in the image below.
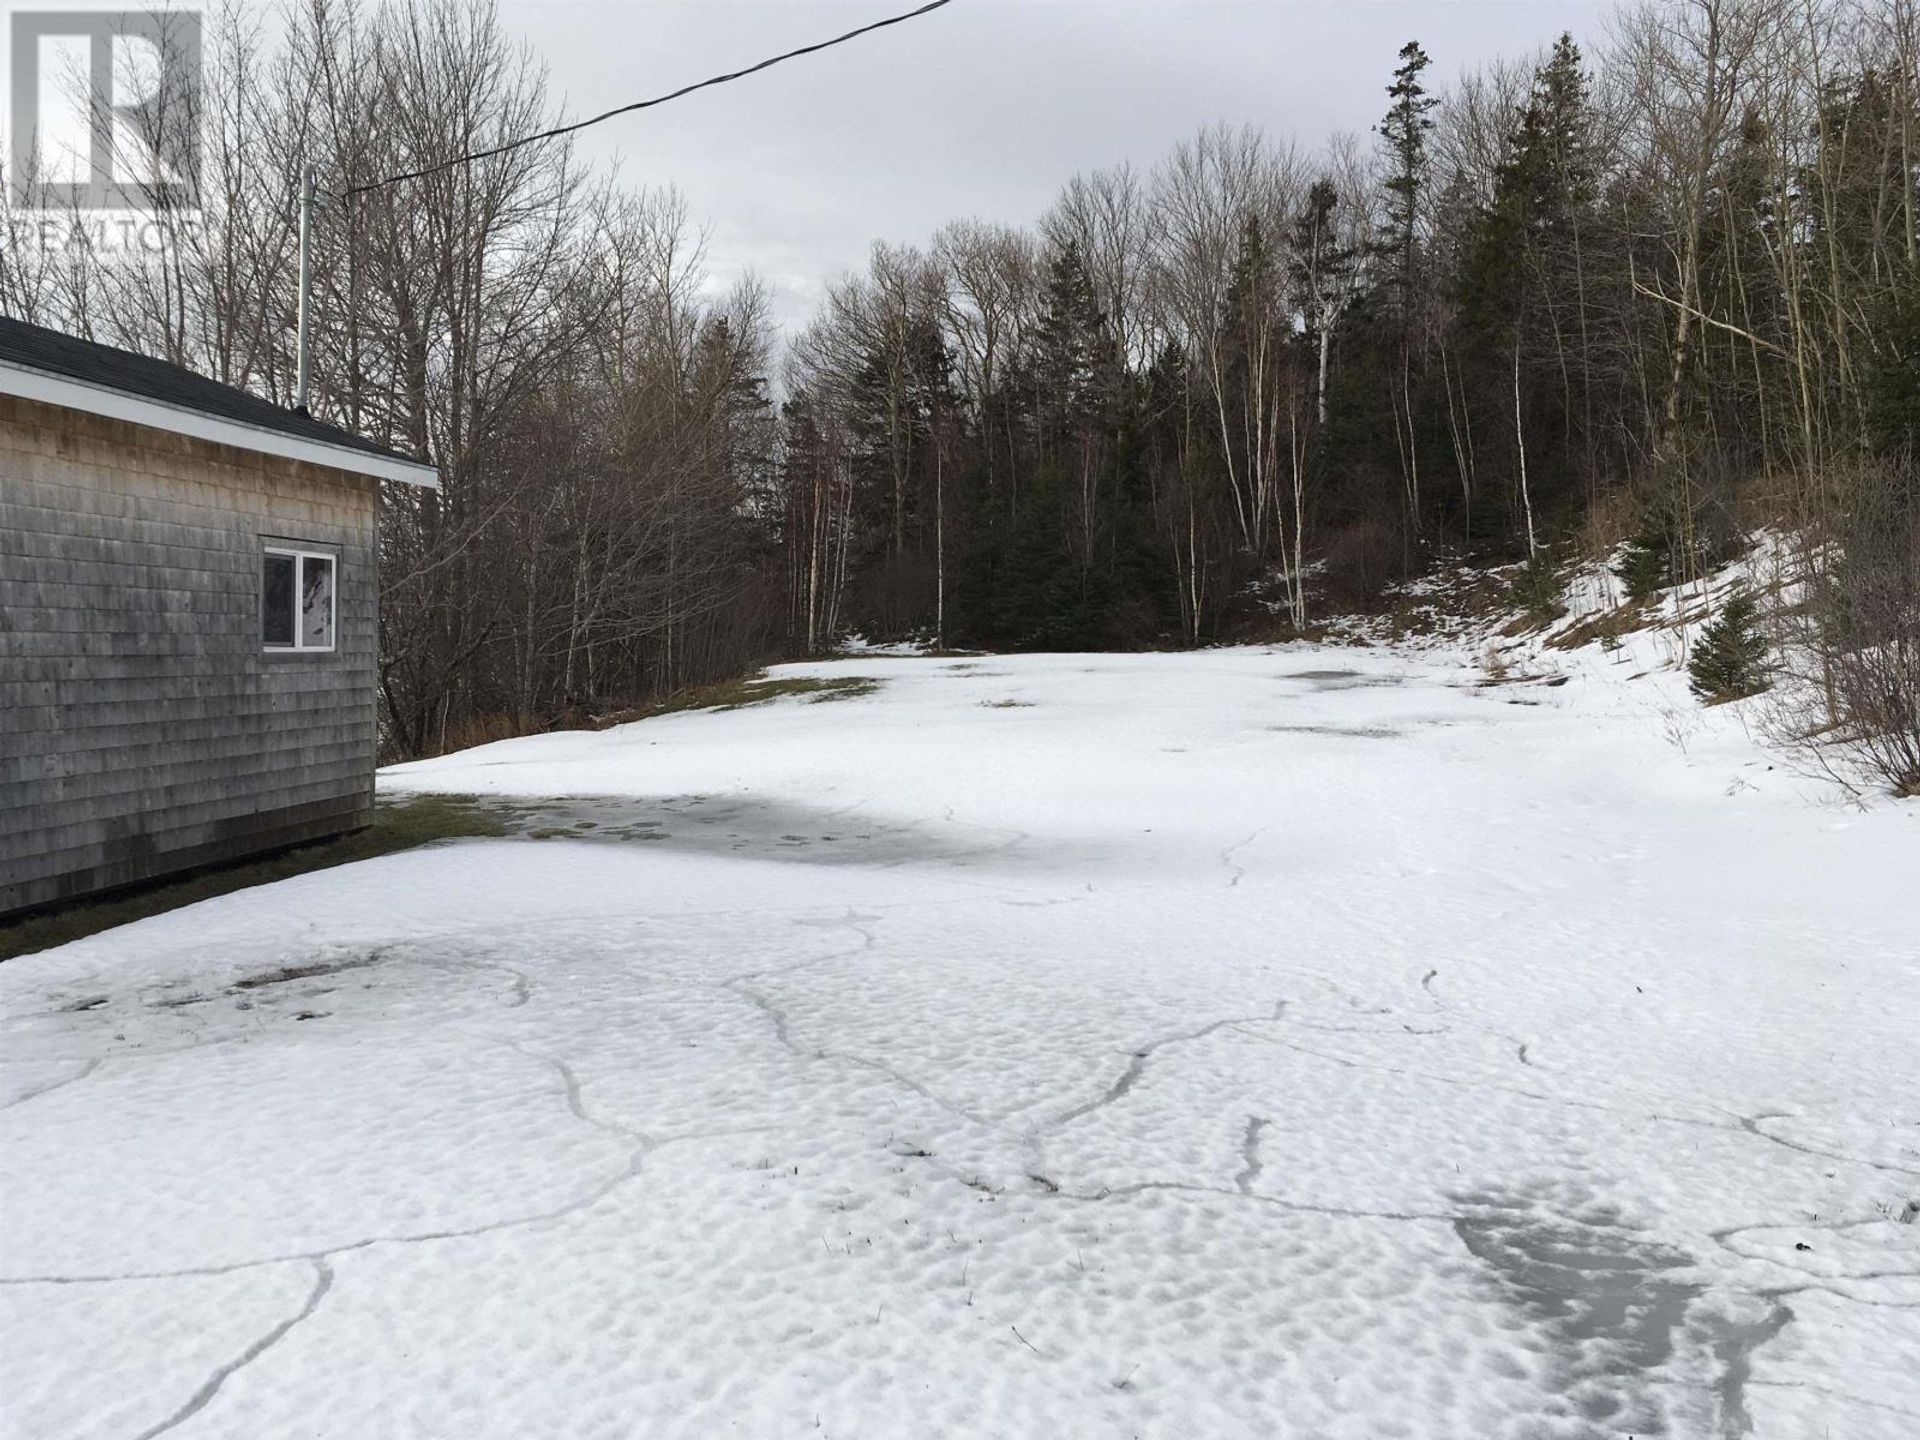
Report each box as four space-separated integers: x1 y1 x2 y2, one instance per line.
1031 240 1116 447
1454 32 1600 552
1376 42 1440 550
1377 40 1439 311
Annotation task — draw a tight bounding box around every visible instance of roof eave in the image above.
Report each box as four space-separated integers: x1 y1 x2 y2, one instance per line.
0 356 440 488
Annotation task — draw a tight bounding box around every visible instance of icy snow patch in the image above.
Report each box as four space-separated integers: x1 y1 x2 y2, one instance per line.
3 646 1915 1438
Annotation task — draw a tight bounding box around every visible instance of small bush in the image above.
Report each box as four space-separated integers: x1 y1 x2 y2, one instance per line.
1689 592 1771 703
1797 462 1920 793
1510 552 1566 622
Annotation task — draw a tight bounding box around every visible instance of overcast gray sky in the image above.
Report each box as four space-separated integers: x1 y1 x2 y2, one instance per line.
494 0 1613 333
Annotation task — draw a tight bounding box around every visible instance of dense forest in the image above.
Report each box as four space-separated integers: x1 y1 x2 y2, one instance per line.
3 0 1915 776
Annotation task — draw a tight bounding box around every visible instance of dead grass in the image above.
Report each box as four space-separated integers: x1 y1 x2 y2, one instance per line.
1546 602 1647 653
435 710 543 755
415 673 889 756
0 795 507 962
1310 561 1523 646
230 956 381 991
606 673 881 723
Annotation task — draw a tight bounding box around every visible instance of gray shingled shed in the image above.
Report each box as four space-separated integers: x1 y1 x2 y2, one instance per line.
0 316 438 916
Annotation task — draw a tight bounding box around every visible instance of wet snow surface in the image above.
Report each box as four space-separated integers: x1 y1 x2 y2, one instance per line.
4 647 1917 1439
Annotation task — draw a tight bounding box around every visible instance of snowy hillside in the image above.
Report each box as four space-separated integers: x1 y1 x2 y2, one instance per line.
3 645 1916 1438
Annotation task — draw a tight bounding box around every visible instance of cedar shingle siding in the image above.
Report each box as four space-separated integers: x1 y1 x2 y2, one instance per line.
1 396 383 915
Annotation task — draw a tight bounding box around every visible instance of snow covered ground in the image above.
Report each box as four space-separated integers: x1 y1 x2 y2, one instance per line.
3 644 1916 1439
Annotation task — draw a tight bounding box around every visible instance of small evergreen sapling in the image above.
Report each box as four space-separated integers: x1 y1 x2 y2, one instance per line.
1613 528 1671 602
1688 592 1771 702
1512 552 1565 621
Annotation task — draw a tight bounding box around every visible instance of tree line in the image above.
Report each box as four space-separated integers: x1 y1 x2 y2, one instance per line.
789 2 1916 660
3 0 1915 777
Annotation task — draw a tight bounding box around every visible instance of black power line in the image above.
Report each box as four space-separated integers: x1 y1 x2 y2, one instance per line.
343 0 956 198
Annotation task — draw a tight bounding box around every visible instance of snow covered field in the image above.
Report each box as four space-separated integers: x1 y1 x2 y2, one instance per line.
3 645 1916 1439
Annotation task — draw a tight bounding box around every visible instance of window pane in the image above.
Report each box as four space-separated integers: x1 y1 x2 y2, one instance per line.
301 555 335 649
262 553 295 646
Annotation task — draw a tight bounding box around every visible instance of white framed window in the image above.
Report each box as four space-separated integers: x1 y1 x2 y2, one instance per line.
262 545 336 652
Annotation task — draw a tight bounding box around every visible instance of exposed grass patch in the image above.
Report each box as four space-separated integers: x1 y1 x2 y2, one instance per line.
803 678 881 703
623 673 881 721
0 795 506 962
1294 559 1524 647
230 956 380 991
1546 602 1647 653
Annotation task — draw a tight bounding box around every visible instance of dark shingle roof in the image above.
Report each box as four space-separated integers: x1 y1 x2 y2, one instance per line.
0 314 428 471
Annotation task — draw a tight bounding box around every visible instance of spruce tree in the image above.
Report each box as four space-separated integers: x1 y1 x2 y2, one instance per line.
1689 592 1772 702
1033 240 1115 445
1454 32 1599 554
1377 41 1438 312
1376 42 1439 553
1613 527 1672 602
1222 214 1279 357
